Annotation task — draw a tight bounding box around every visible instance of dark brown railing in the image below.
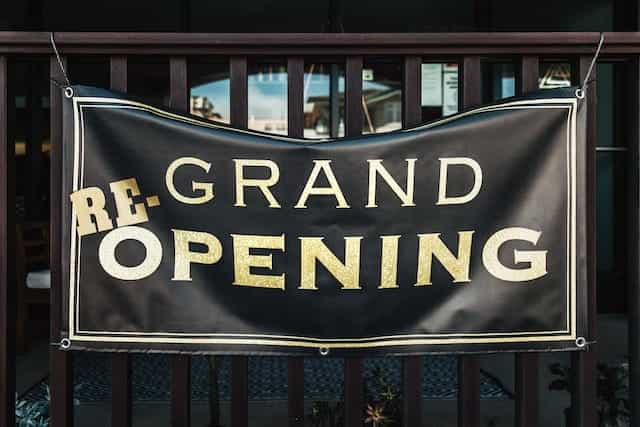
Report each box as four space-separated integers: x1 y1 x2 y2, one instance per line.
0 31 637 427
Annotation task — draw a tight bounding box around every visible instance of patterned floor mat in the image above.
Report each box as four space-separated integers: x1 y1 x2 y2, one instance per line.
24 353 511 402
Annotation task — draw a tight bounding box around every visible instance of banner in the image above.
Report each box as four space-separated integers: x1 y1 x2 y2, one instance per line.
60 85 587 355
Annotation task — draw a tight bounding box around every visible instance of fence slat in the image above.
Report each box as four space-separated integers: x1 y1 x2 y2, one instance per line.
108 55 132 427
0 54 16 427
168 56 192 427
458 55 482 427
231 356 248 427
286 55 305 427
345 56 363 137
401 54 423 427
111 353 131 427
110 55 127 93
570 54 598 427
288 358 304 426
627 54 640 427
287 56 304 138
344 55 364 427
515 55 539 427
50 54 74 427
229 55 249 427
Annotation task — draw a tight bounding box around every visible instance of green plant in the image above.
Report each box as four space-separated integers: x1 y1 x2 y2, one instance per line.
548 360 630 427
16 384 83 427
308 401 344 427
595 361 630 427
363 366 400 426
15 399 50 427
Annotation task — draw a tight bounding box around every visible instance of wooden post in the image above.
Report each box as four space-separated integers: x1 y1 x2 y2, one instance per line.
0 54 16 427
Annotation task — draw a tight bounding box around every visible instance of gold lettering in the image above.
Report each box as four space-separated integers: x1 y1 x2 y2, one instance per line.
378 235 400 289
110 178 149 227
231 234 285 290
172 229 223 281
415 231 474 285
299 237 362 290
69 187 114 236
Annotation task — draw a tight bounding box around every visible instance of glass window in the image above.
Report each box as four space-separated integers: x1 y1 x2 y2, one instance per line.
128 57 170 106
595 63 627 313
189 61 230 124
303 63 345 138
10 60 51 221
248 62 288 135
482 62 515 103
362 60 402 134
421 62 459 122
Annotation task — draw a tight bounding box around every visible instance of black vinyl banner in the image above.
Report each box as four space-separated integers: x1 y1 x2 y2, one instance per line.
60 85 588 355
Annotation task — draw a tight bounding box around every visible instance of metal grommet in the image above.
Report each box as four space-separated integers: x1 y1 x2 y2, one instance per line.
318 347 330 356
64 87 74 98
575 337 587 348
575 88 585 99
60 338 71 349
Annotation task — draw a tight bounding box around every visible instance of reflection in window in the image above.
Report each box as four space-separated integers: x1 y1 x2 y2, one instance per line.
420 63 459 122
248 63 287 135
362 61 402 134
189 61 230 124
303 63 345 138
539 63 572 89
482 63 515 102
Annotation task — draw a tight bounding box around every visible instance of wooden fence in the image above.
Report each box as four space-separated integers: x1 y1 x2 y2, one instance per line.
0 31 637 427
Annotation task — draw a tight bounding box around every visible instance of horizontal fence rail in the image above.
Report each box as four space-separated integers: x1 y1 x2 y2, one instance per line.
0 32 638 55
0 31 631 427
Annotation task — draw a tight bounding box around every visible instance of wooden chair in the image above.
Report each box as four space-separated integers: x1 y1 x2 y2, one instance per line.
16 221 50 353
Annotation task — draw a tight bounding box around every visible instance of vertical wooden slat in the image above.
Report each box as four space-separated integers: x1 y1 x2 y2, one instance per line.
458 55 482 427
169 56 192 427
515 355 538 427
230 57 248 128
229 55 249 427
570 55 598 427
50 54 74 427
345 56 363 137
401 55 423 427
111 353 131 427
402 55 422 128
514 55 540 427
25 65 44 221
344 55 364 427
0 55 16 427
109 55 132 427
344 358 363 426
287 358 304 426
627 54 640 427
231 356 248 427
286 56 305 427
110 56 127 93
287 57 304 138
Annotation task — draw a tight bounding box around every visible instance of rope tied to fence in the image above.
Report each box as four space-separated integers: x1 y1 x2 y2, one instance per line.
576 33 605 99
49 32 71 89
